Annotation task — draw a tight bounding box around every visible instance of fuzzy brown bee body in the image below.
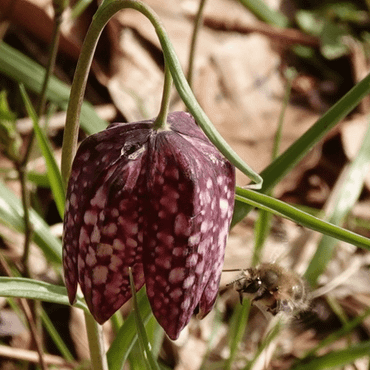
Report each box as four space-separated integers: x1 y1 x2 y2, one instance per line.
227 263 310 316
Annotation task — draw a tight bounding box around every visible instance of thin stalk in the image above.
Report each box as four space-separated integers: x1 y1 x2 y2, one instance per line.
84 312 108 370
22 2 64 166
271 68 296 160
71 0 94 19
41 310 75 362
187 0 207 88
18 165 32 276
19 0 64 274
252 68 296 265
129 268 161 370
0 254 47 370
153 63 172 130
224 301 251 370
16 10 64 364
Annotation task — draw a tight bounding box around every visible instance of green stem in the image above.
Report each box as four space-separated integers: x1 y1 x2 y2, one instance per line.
153 63 172 130
84 312 108 370
187 0 207 88
61 0 262 189
71 0 94 19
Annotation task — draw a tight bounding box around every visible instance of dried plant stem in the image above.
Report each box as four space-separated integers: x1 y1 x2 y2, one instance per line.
0 255 47 370
18 165 32 277
252 68 296 266
15 5 65 368
187 0 207 88
0 345 72 368
20 2 64 273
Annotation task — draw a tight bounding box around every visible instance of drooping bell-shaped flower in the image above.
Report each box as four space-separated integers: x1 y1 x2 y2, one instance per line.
63 111 235 339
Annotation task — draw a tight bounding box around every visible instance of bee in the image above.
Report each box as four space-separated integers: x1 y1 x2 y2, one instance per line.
226 263 310 316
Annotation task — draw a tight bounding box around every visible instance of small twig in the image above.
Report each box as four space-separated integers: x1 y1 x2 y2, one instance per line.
19 0 66 277
187 0 208 88
22 6 64 165
0 344 75 368
0 254 47 370
17 165 33 278
16 104 117 135
196 16 320 47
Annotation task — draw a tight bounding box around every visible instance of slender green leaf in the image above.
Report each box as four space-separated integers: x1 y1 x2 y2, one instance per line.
0 277 87 311
107 288 153 370
235 188 370 251
302 306 370 360
0 42 107 136
238 0 289 28
27 171 50 188
128 315 164 370
225 301 251 370
292 340 370 370
305 122 370 286
19 85 65 219
41 310 75 362
0 179 62 264
129 269 161 370
232 71 370 227
242 318 283 370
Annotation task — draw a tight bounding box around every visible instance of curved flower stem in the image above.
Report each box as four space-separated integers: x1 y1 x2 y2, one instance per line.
61 0 262 189
153 63 172 130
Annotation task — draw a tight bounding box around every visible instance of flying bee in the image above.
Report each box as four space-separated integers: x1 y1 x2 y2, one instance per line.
226 263 310 316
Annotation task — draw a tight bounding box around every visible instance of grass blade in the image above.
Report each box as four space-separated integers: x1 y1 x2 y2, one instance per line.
129 268 161 370
107 288 153 370
41 310 75 362
232 71 370 227
238 0 289 27
292 340 370 370
0 42 107 135
304 121 370 286
0 179 62 264
235 188 370 251
19 85 65 219
225 301 251 370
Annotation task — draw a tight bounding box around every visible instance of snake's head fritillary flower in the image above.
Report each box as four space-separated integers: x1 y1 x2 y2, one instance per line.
63 111 235 340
